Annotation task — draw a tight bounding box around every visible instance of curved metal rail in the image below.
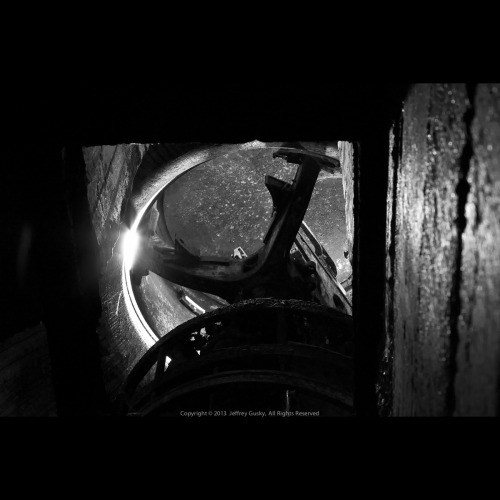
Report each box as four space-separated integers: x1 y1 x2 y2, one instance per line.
121 298 353 415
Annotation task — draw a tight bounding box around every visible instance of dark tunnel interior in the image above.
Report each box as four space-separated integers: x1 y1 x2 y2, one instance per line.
2 82 499 418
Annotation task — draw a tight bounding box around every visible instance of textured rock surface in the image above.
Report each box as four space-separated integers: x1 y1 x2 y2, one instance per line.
455 84 500 416
378 118 401 416
83 144 150 267
83 144 153 396
338 141 355 263
386 83 500 416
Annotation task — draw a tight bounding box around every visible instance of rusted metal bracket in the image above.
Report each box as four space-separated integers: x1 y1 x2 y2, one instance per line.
134 154 321 302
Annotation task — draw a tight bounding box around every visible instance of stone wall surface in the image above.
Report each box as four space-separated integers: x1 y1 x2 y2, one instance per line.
386 83 500 416
83 144 151 397
83 144 150 265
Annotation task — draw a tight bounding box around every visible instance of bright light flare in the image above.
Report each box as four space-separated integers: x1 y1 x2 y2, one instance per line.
123 229 140 271
121 227 157 348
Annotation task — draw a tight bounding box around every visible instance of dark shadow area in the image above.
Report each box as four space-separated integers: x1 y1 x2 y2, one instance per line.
2 82 411 416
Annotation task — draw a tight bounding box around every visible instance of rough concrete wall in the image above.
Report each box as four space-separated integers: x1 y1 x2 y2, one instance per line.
387 83 500 416
338 141 355 263
0 323 57 416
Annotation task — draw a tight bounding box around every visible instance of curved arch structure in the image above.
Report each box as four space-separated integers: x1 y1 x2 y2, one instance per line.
121 141 345 349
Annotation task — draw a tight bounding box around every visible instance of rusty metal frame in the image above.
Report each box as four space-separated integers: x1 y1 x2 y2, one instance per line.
136 154 322 301
122 297 353 403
